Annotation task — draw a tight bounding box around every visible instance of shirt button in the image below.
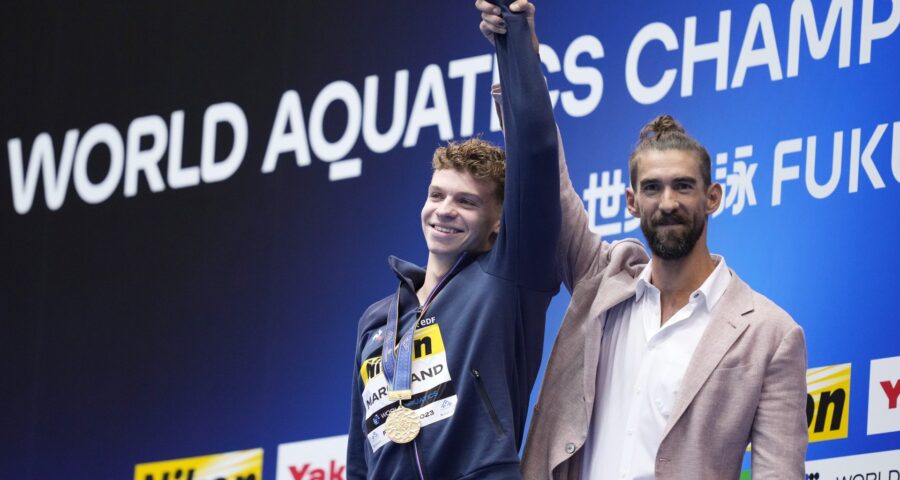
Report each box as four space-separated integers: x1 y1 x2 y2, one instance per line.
565 443 576 454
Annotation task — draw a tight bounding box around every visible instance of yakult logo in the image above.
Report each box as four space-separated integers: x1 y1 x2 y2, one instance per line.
868 356 900 435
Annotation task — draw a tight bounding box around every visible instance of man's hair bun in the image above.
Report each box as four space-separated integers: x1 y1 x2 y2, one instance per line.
628 114 711 187
638 115 686 142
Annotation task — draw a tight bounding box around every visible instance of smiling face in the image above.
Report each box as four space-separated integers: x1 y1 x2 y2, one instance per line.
627 149 722 260
421 168 502 263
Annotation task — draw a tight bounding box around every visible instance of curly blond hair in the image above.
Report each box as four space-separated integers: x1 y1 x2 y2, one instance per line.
432 137 506 203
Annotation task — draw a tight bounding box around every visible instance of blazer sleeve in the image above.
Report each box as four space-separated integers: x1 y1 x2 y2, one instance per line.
554 130 610 293
749 324 809 477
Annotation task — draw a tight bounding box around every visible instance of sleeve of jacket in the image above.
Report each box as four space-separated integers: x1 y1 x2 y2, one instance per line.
482 0 560 292
490 98 610 294
553 130 611 293
750 324 809 477
346 350 368 479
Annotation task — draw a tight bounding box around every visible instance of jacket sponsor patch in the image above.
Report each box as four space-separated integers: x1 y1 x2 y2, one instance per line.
359 323 456 452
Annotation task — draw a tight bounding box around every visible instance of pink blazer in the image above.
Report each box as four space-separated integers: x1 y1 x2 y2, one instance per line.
519 140 808 479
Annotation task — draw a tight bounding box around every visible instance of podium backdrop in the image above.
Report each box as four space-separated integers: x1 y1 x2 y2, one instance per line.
2 1 898 478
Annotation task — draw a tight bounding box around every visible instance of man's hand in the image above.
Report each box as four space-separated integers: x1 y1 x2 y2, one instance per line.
476 0 538 53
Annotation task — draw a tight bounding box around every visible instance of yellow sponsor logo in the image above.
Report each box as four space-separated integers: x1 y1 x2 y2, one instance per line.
806 363 851 442
360 323 446 385
134 448 262 480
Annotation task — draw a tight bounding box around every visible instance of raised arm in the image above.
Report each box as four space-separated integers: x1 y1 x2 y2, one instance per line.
553 130 611 292
481 0 609 293
481 0 560 291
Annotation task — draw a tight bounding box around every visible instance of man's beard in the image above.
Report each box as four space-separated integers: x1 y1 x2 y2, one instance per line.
641 210 705 260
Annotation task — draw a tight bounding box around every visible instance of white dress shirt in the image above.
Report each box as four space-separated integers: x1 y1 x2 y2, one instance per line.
581 255 731 480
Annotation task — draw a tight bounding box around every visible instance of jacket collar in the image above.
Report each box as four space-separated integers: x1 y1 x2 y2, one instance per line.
581 268 645 415
388 255 426 293
581 265 754 442
387 253 477 295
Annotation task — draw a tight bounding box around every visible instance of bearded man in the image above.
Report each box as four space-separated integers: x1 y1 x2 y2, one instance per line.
478 2 809 478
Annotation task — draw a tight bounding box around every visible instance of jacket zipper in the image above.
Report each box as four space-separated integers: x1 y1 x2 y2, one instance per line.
412 439 427 480
471 368 505 436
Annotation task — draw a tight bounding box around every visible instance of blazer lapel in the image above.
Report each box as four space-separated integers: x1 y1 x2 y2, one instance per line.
661 271 754 439
581 272 640 418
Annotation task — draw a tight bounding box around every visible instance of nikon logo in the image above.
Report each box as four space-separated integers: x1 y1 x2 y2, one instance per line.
806 363 851 442
134 448 263 480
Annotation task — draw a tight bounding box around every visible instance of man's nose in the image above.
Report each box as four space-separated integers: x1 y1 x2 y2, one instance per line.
659 187 679 212
436 199 457 217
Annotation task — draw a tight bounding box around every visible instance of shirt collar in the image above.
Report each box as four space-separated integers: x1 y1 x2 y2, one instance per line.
634 255 731 312
695 255 730 311
634 261 654 302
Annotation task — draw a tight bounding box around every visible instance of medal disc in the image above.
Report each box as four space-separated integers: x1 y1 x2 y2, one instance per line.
385 406 420 443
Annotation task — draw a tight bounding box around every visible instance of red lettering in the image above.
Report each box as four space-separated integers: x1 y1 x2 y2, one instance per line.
289 464 309 480
289 461 344 480
881 380 900 409
330 460 345 480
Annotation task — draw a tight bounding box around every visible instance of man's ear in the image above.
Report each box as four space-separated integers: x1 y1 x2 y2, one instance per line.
626 187 640 218
706 182 723 215
488 212 501 244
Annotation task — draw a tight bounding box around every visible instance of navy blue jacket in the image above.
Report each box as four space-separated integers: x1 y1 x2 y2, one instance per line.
347 4 559 479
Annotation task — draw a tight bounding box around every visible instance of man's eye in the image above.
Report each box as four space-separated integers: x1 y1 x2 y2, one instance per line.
429 192 443 199
643 184 659 193
459 198 477 207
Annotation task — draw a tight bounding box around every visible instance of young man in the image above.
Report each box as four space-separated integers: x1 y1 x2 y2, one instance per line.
478 2 808 478
347 3 560 478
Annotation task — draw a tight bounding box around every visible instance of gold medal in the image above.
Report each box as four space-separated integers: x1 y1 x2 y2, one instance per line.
385 405 420 443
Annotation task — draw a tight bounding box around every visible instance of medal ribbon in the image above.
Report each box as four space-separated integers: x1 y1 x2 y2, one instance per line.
382 253 467 400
